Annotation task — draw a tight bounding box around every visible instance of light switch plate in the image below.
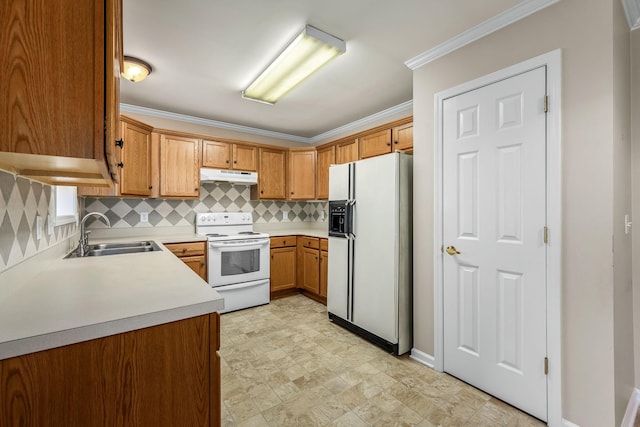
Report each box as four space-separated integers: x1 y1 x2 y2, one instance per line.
47 214 54 235
36 215 42 241
140 212 149 223
320 211 325 221
283 211 288 220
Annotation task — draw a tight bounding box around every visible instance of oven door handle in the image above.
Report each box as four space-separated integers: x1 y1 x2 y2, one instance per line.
209 238 270 248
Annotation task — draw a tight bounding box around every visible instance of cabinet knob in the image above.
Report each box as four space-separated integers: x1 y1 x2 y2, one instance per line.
194 188 198 191
271 255 274 259
182 248 188 253
234 160 237 164
149 185 153 190
283 240 286 244
226 160 229 163
260 190 264 194
291 192 294 195
386 142 391 146
117 162 124 168
394 140 398 145
115 139 124 148
200 261 205 266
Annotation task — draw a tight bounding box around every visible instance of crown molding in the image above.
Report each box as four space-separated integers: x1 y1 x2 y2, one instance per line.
622 0 640 29
309 100 413 144
121 100 413 145
404 0 559 70
119 104 310 143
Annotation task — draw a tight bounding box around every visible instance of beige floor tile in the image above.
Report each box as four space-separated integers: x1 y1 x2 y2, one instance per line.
219 295 544 426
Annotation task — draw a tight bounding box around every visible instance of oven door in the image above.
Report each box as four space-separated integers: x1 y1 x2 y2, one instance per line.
208 238 270 286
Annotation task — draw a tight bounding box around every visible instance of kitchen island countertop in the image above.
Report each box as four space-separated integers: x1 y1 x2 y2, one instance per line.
0 234 223 361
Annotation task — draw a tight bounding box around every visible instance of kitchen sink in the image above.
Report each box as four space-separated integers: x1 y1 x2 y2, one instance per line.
65 241 162 258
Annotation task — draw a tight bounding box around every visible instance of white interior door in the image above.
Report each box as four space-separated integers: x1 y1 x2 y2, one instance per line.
442 66 547 421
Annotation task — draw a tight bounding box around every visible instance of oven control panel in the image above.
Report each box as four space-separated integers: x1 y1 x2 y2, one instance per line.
196 212 252 226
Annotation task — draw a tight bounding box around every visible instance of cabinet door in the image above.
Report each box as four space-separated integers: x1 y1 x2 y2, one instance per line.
202 140 231 169
335 139 359 164
359 129 392 159
257 148 287 199
289 150 316 200
320 250 328 298
181 255 207 281
302 247 320 294
120 120 152 196
270 247 296 292
160 135 200 198
393 122 413 151
316 146 335 200
232 144 258 171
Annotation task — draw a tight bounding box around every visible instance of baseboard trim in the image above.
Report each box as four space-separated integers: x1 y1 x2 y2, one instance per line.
561 419 580 427
622 388 640 427
409 348 435 368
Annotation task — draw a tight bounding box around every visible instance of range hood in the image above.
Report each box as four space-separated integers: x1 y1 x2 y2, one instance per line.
200 168 258 184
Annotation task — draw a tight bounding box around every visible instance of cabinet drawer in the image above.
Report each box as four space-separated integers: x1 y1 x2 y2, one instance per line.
164 241 206 257
302 237 319 249
320 238 328 251
271 236 296 248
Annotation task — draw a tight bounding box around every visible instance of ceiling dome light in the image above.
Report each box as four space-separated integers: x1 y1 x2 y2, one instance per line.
122 56 152 82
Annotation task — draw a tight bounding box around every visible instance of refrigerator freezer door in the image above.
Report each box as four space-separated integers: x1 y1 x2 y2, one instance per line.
329 163 351 201
327 236 350 320
352 154 399 344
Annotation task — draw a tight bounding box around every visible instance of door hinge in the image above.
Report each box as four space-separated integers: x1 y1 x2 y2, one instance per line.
544 357 549 375
543 96 549 113
543 226 548 244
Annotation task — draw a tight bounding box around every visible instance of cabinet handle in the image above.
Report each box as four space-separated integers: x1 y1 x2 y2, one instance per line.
261 190 264 194
234 160 237 164
283 240 286 245
117 162 124 168
291 192 294 195
271 255 274 259
149 185 153 190
200 261 205 266
386 142 391 146
394 140 398 145
226 160 229 163
115 138 124 148
194 188 198 191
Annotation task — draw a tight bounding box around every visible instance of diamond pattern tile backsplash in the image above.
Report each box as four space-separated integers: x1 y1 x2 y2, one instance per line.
83 182 328 229
0 170 79 273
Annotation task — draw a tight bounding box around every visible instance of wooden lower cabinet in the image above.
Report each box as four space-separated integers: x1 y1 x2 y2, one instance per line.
301 247 320 294
164 241 207 280
270 236 297 298
0 313 221 427
320 239 328 298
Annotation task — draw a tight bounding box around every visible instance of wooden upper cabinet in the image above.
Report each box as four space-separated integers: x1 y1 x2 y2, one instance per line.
119 117 153 196
335 139 359 164
0 0 122 186
159 134 200 198
289 150 316 200
393 122 413 151
202 140 258 172
316 146 335 200
202 140 231 169
359 129 392 159
254 148 287 199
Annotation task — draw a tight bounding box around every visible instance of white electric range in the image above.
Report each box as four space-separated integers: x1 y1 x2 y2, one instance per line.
195 212 270 313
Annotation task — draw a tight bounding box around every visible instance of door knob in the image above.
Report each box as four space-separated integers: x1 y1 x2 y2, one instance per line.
445 246 461 256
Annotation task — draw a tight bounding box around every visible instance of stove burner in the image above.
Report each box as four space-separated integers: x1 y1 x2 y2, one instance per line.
206 233 228 237
238 231 260 235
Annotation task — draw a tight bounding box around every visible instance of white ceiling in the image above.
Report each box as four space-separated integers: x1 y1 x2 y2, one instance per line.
121 0 523 139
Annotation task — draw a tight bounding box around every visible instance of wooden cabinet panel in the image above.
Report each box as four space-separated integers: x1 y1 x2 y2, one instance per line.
289 150 316 200
270 247 297 292
359 129 392 159
202 140 231 169
320 249 328 298
335 139 359 164
0 0 122 186
393 122 413 151
160 134 200 198
254 148 287 199
233 144 257 171
270 236 296 248
165 242 207 281
119 118 153 196
316 146 335 200
301 247 320 294
0 314 220 427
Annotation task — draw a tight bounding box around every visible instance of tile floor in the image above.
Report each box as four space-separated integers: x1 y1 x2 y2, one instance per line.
220 295 546 426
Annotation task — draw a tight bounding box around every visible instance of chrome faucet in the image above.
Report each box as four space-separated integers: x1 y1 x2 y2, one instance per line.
77 212 111 257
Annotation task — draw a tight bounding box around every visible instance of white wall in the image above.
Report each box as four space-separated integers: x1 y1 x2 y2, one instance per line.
412 0 628 424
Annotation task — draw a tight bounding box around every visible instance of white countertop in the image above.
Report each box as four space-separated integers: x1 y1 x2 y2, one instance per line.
0 233 223 361
254 223 328 239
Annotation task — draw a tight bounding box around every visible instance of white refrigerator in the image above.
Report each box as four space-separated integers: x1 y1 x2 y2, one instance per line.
327 152 412 355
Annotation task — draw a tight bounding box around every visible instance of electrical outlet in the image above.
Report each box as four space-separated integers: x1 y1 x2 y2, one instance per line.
47 214 54 235
35 215 42 241
283 211 289 220
140 212 149 223
320 211 325 221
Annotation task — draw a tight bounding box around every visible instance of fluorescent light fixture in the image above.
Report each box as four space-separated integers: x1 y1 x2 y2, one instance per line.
242 25 346 104
122 56 152 82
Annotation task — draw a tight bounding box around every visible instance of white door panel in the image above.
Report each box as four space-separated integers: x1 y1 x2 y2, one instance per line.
329 163 350 201
351 155 398 343
443 67 547 421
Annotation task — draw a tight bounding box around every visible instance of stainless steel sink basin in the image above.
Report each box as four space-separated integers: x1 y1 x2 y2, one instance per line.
65 241 162 258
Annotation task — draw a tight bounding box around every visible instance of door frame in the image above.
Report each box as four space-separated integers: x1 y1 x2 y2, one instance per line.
433 49 562 426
